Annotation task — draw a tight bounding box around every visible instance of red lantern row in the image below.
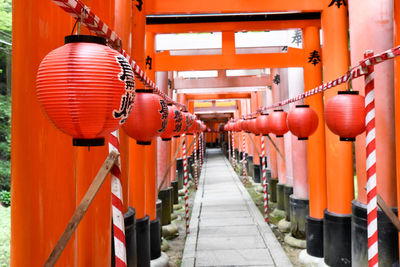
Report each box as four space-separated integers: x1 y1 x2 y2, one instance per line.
224 91 365 141
36 35 206 147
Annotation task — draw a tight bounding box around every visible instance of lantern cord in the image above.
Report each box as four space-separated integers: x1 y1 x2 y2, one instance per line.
51 0 187 110
71 19 80 35
227 45 400 121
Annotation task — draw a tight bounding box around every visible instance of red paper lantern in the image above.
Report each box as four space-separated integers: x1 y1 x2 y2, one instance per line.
237 119 245 132
180 111 193 135
160 104 180 141
287 105 319 140
268 110 289 137
325 91 366 141
195 120 202 133
248 116 261 135
36 35 135 146
122 90 169 145
173 110 185 138
186 114 197 135
255 112 270 136
241 118 251 133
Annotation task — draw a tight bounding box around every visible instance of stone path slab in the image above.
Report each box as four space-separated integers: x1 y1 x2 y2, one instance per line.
181 149 293 267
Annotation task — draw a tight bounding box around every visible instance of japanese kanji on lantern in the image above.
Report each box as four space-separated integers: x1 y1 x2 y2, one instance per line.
36 35 135 146
122 89 168 145
324 91 366 141
287 105 319 140
160 104 180 141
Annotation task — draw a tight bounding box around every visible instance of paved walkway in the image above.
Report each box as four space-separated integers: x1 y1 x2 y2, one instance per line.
182 148 292 267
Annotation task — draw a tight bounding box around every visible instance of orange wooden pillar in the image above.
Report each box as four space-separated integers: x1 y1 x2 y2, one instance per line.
11 1 78 266
250 92 261 182
114 0 133 214
395 0 400 258
321 2 353 265
349 1 398 265
302 26 327 259
128 1 151 266
268 69 279 203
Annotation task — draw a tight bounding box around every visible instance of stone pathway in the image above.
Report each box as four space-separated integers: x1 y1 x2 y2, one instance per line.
182 148 292 267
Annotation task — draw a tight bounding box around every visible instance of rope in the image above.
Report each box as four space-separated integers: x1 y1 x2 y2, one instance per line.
182 133 190 234
364 51 378 267
194 134 198 190
241 133 248 186
261 135 269 223
232 131 236 169
108 130 127 267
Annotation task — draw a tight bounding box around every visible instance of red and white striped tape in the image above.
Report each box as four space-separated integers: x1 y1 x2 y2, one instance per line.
364 51 378 267
194 134 198 190
241 133 248 186
228 131 231 162
51 0 186 110
232 132 236 169
182 134 190 234
108 130 127 267
261 135 269 223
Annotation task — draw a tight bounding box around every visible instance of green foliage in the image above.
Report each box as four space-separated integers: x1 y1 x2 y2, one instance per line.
0 207 10 267
0 0 11 35
0 191 9 206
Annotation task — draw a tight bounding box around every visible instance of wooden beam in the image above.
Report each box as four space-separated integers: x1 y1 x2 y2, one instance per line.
147 0 323 15
186 93 251 100
174 74 271 89
147 20 320 34
154 47 305 71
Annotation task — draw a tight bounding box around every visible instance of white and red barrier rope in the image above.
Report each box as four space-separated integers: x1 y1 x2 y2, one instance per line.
108 131 127 267
241 133 248 186
261 135 269 223
364 51 378 267
182 134 190 234
51 0 186 110
232 132 236 169
194 134 198 190
228 131 231 162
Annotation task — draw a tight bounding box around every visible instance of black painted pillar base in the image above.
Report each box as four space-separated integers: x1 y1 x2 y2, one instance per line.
289 196 309 239
306 216 323 258
136 215 151 267
247 155 254 178
266 169 271 183
150 219 161 260
158 188 171 225
269 178 278 203
283 185 293 221
253 164 261 183
156 199 162 221
276 183 285 210
323 210 351 266
112 207 137 267
188 155 194 179
176 158 183 189
171 181 179 205
235 149 239 166
351 200 399 266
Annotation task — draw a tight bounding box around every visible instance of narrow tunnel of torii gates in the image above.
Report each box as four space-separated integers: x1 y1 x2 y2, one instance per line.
10 0 400 266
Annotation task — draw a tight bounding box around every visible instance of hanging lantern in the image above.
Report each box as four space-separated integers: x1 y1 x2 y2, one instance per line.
123 90 169 145
187 114 198 135
173 110 185 138
195 120 202 133
255 112 270 136
268 110 289 137
160 104 180 141
325 91 366 141
287 105 319 140
237 119 245 132
242 118 251 133
248 116 261 135
180 111 193 134
36 35 135 146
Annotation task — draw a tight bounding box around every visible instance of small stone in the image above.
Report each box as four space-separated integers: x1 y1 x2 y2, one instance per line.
161 238 169 252
277 219 291 233
173 204 182 210
171 213 178 220
162 223 179 239
284 233 307 249
178 189 185 196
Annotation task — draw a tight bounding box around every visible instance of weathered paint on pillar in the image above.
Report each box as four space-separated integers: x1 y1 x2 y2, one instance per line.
303 26 327 219
269 69 279 179
129 0 147 219
350 0 397 207
11 1 77 265
280 68 292 186
288 67 308 199
322 0 353 215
